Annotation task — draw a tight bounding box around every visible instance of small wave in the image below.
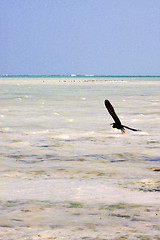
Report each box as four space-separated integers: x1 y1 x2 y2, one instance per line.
55 135 70 140
23 130 50 135
134 131 149 135
53 112 60 116
16 97 22 101
0 127 11 133
130 119 141 122
151 102 158 106
85 75 94 76
53 131 95 140
11 141 30 146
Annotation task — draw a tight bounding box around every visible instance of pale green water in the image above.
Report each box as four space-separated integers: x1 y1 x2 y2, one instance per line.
0 77 160 239
0 77 160 160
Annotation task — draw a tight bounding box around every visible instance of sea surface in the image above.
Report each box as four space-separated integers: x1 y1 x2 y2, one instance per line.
0 76 160 240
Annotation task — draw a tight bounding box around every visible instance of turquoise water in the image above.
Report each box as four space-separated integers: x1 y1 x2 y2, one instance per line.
1 74 160 77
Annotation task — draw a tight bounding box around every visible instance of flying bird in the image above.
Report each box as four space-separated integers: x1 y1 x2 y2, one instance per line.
104 99 140 134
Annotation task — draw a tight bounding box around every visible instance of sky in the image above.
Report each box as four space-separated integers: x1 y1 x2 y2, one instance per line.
0 0 160 76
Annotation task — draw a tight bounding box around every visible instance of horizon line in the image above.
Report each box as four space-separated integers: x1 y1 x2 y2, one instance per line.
1 74 160 78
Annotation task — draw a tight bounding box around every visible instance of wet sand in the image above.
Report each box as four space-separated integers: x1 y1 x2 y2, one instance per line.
0 155 160 240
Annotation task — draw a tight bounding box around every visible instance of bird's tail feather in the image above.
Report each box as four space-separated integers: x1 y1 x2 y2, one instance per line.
122 125 140 131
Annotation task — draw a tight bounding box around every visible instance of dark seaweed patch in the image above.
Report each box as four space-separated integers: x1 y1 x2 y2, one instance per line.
147 158 160 162
68 202 85 208
110 160 127 163
109 213 131 218
39 145 56 147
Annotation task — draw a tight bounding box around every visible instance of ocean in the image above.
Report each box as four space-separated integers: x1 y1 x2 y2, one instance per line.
0 76 160 239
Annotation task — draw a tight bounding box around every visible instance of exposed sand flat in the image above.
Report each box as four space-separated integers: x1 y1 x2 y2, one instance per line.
0 77 160 85
0 160 160 239
0 174 160 240
1 176 160 205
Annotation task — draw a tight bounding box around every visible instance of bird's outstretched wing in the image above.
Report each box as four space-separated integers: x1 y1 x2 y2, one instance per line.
122 125 140 131
104 100 121 124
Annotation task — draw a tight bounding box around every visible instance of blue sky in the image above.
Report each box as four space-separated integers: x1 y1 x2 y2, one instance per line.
0 0 160 75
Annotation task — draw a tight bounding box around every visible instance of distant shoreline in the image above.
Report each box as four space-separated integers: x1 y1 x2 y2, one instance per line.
0 76 160 85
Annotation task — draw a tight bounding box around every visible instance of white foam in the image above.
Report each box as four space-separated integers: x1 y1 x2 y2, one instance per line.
11 141 30 146
24 130 49 135
151 102 158 106
53 112 60 116
53 131 95 140
1 127 11 132
131 118 140 122
56 134 70 140
135 131 149 135
66 118 74 122
16 97 22 101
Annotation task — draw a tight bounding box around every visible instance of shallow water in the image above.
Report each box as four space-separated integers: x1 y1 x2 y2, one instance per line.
0 77 160 161
0 77 160 239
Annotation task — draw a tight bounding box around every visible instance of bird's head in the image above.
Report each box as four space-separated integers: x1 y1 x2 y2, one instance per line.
121 128 125 134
